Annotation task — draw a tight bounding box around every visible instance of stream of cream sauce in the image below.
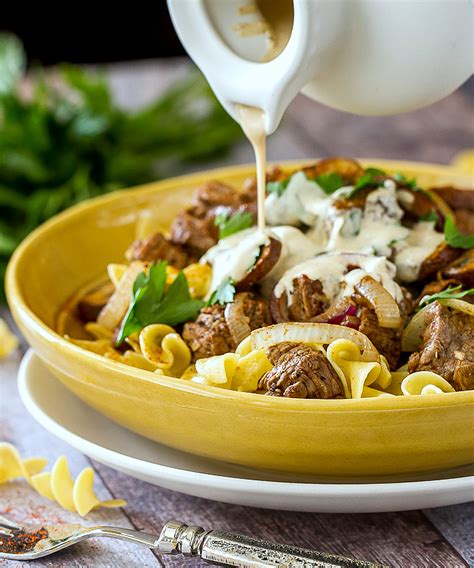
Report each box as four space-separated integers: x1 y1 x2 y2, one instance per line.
237 104 267 231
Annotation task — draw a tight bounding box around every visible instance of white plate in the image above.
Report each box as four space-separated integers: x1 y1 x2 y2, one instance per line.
18 350 474 513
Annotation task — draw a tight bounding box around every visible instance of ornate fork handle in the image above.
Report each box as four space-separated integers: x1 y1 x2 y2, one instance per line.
158 521 387 567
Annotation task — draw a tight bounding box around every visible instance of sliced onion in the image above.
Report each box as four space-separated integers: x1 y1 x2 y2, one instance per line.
97 261 145 330
402 305 429 352
354 276 402 329
224 294 251 346
443 298 474 316
312 298 356 325
248 322 380 362
402 298 474 352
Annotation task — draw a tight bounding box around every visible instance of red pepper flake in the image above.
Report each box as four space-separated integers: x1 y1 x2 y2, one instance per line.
0 526 48 554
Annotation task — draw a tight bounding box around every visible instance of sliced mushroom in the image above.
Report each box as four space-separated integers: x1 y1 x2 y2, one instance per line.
430 186 474 211
442 249 474 287
269 289 290 323
236 237 282 290
397 189 442 226
303 157 364 184
418 242 462 281
454 209 474 235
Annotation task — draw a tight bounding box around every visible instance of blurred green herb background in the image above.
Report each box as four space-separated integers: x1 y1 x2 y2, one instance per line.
0 34 243 300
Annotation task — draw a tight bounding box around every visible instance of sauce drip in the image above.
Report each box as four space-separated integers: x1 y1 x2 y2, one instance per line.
237 104 267 231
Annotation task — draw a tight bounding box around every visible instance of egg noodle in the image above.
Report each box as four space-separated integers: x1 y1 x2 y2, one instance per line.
0 443 126 516
70 266 450 399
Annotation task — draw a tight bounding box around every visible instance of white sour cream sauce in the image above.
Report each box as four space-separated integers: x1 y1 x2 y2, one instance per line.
326 185 409 257
394 221 445 282
203 173 444 301
265 171 327 226
274 253 403 305
202 228 270 294
262 225 321 294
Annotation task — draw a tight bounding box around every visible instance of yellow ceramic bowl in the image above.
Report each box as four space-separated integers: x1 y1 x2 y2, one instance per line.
7 160 474 477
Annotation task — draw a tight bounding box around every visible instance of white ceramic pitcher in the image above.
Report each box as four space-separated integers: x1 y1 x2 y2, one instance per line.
167 0 473 133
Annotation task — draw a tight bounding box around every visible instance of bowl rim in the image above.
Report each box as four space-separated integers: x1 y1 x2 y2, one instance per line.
6 159 474 412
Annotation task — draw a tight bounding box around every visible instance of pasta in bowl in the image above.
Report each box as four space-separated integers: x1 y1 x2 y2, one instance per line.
6 159 474 476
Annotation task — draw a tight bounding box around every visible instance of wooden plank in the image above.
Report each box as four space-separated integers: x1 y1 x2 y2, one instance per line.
424 504 474 567
92 462 469 568
0 347 160 568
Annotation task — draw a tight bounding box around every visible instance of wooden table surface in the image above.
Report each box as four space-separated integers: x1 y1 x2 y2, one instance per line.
1 59 473 568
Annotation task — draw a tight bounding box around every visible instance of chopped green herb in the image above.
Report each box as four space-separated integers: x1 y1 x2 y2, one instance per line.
313 173 345 195
444 216 474 249
206 277 236 306
117 261 204 343
347 167 386 198
419 211 438 223
267 170 345 198
419 285 474 309
393 171 418 188
266 177 290 197
214 210 254 239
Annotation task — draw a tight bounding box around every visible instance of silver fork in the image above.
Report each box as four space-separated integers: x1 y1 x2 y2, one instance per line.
0 514 386 567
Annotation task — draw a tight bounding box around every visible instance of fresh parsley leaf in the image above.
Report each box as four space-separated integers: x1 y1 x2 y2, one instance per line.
117 261 204 343
393 171 417 188
313 173 345 195
347 167 386 198
444 216 474 249
266 177 290 197
419 210 438 223
267 171 345 198
419 285 474 309
214 210 254 239
206 277 236 306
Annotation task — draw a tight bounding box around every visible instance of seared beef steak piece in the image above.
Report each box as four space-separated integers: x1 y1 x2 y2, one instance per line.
358 307 401 370
183 293 269 361
408 301 474 391
170 213 217 255
288 276 329 321
270 276 329 323
183 304 234 361
192 180 243 211
259 342 343 398
171 180 257 256
126 232 191 268
354 288 413 370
